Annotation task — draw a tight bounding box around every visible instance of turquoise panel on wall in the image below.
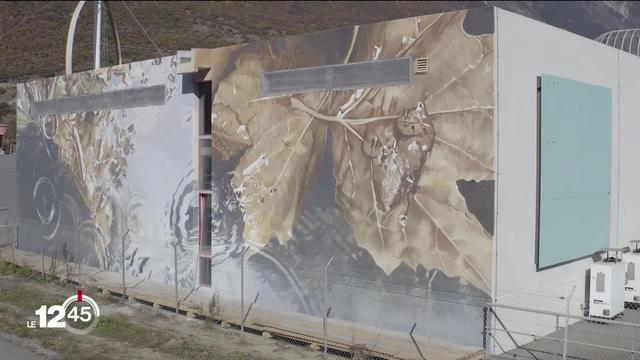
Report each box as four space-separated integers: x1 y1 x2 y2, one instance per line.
537 74 612 270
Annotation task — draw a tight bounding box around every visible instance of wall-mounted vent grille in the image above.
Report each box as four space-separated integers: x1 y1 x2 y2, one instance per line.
261 57 412 97
414 57 429 75
30 85 166 116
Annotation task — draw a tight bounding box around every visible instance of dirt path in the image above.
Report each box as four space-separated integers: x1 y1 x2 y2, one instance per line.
0 270 333 360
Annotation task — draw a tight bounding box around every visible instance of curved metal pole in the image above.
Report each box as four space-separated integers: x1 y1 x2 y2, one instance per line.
104 2 122 66
65 1 86 75
604 31 613 45
66 0 122 75
92 1 102 69
612 30 622 49
621 30 631 53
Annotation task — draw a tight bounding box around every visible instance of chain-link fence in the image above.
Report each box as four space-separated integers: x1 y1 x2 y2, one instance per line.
15 212 640 359
11 218 187 302
6 217 640 359
206 243 490 359
1 218 492 359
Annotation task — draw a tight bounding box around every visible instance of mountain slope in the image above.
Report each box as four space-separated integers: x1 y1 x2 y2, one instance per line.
0 1 638 81
0 1 638 149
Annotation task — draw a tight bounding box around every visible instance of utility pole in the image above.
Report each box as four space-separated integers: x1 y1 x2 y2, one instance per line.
92 1 103 69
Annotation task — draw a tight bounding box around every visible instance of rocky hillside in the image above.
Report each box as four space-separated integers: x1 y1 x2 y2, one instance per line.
0 1 638 148
1 1 638 81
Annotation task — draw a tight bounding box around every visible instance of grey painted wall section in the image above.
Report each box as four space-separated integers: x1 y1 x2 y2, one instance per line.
16 56 198 287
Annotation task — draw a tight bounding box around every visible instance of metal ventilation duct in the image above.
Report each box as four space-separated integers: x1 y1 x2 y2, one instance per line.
30 85 166 116
596 29 640 57
261 57 412 97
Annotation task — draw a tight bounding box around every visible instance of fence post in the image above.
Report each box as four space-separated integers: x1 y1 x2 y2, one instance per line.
74 229 82 289
554 314 560 359
11 224 16 264
562 286 576 360
121 230 129 299
323 306 332 356
323 256 334 355
482 306 489 360
1 209 6 246
425 272 436 360
633 326 636 360
240 246 249 332
174 241 179 313
64 240 69 283
243 292 259 326
41 228 45 277
78 258 82 289
409 322 426 360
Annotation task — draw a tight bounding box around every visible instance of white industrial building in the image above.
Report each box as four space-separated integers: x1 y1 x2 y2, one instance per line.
7 4 640 359
490 8 640 355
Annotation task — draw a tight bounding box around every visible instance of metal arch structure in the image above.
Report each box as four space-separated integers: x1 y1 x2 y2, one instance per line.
596 29 640 57
65 1 122 75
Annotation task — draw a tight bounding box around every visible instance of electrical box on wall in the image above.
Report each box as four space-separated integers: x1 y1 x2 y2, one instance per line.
589 249 626 319
623 241 640 307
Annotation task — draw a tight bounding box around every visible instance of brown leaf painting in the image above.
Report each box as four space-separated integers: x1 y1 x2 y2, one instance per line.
209 10 493 291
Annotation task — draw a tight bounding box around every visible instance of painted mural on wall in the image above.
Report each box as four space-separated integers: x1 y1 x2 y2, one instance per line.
15 56 198 287
205 8 494 345
14 8 494 347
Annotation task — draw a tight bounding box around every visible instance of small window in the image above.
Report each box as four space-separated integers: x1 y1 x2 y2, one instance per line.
628 262 636 281
596 272 605 293
199 194 212 254
199 139 212 190
199 82 212 135
199 257 212 286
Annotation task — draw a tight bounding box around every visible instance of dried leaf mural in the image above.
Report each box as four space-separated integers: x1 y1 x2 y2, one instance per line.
211 54 330 247
210 10 494 290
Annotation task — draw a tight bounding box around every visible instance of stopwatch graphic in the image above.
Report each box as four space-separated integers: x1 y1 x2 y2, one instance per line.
32 290 100 335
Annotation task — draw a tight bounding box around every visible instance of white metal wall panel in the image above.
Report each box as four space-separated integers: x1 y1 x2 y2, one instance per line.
494 8 622 352
617 52 640 245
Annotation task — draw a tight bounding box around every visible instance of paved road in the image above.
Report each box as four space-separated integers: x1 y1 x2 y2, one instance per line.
0 332 48 360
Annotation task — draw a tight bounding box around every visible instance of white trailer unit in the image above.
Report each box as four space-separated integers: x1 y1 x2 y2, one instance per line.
623 241 640 307
589 249 626 319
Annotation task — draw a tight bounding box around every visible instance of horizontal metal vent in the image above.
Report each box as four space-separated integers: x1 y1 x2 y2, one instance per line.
414 57 429 75
30 85 166 116
261 57 412 97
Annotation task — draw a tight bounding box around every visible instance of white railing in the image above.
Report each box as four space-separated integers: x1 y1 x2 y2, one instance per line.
484 302 640 360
